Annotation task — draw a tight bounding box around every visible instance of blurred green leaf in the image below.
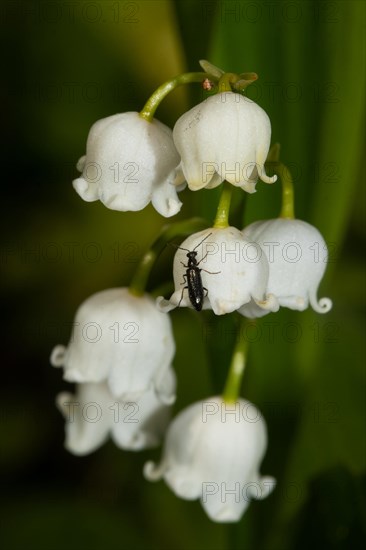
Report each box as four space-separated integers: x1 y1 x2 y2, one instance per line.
292 467 366 550
2 1 365 550
207 1 366 549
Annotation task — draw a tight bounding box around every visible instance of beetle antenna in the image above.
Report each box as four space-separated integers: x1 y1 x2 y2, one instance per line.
193 233 213 251
168 242 190 253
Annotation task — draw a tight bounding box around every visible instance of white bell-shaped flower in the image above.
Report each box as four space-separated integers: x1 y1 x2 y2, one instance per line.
144 396 275 522
239 218 332 318
173 92 277 193
56 369 176 456
73 112 182 217
50 288 176 403
157 228 279 316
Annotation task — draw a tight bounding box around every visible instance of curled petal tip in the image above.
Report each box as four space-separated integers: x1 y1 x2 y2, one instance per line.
72 177 98 202
55 391 73 415
143 460 164 481
156 296 176 313
50 345 66 367
261 173 277 184
151 184 183 218
311 295 333 314
264 293 280 312
204 498 251 523
72 177 88 194
170 196 183 210
164 197 183 218
63 369 86 383
76 155 86 172
127 432 155 451
156 389 176 406
187 181 206 192
253 476 277 500
254 293 279 312
173 163 186 188
241 181 257 194
103 194 124 210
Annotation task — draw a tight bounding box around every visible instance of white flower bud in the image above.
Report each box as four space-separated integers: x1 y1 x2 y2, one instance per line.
56 369 176 456
50 288 176 404
239 218 332 317
144 396 275 523
73 113 182 217
157 228 279 316
173 92 277 193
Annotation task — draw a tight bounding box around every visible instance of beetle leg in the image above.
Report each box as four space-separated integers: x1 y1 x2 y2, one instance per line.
197 254 220 274
180 273 188 285
178 286 188 307
196 252 209 265
203 287 208 297
201 268 221 275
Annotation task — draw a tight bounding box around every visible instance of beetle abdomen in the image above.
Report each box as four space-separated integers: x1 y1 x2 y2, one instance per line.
187 268 204 311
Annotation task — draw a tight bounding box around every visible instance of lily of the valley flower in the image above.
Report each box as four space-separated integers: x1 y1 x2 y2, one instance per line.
50 288 176 404
73 113 182 217
56 370 176 456
173 92 277 193
144 396 275 522
239 218 332 318
157 228 279 316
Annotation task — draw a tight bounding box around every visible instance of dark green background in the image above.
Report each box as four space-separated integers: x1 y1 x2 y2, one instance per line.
1 1 365 549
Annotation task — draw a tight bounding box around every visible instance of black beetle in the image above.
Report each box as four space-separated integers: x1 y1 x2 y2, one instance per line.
176 233 220 311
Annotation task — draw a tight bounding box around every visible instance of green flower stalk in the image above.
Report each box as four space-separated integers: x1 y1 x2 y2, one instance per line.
213 181 233 228
139 72 218 122
265 143 295 219
222 317 249 403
